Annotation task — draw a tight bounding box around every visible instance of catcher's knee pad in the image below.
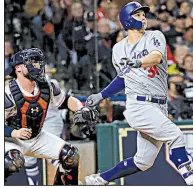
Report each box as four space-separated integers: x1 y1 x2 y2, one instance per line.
59 143 79 169
5 149 25 178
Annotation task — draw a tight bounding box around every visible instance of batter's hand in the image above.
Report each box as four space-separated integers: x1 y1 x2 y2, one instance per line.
86 93 103 107
11 128 32 139
123 58 142 68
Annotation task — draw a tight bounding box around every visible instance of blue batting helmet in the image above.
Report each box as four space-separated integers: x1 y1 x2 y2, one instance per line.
119 2 150 30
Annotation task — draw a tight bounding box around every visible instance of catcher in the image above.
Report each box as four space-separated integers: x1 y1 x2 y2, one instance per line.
4 48 98 185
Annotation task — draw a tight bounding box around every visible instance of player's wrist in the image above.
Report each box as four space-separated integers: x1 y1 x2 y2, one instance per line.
11 129 18 138
126 59 142 68
132 59 142 68
98 92 104 100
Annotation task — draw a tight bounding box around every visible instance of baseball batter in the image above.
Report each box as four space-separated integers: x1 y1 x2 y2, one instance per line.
84 2 193 185
4 48 96 185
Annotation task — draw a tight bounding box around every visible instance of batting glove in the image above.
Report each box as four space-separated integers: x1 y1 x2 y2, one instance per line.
122 58 142 68
86 93 103 107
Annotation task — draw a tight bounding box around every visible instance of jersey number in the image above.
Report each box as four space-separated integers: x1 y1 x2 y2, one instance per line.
147 65 159 78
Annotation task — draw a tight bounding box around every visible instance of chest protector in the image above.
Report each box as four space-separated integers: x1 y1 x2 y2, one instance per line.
7 80 50 138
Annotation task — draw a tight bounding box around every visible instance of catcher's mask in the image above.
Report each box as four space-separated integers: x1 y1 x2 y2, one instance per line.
10 48 46 83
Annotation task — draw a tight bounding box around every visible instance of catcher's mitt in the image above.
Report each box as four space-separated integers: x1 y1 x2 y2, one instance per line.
72 106 99 127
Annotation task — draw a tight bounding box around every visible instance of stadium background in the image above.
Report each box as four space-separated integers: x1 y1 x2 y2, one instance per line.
4 0 193 185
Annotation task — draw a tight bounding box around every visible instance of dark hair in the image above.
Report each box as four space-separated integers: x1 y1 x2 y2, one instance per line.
176 13 186 19
182 54 193 65
185 25 193 32
97 0 112 7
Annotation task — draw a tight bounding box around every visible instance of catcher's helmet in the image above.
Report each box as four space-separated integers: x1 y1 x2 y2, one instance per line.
8 48 46 83
119 2 150 30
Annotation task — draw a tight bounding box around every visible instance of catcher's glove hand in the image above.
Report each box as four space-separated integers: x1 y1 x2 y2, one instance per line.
73 106 99 126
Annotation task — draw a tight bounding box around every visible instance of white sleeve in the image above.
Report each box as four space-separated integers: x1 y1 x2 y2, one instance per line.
49 81 66 108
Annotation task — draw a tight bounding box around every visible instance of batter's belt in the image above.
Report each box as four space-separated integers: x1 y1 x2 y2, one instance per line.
127 94 167 104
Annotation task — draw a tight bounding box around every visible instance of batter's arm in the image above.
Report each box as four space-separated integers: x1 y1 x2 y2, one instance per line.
140 51 162 68
127 30 166 69
140 30 166 68
86 76 125 107
100 76 125 99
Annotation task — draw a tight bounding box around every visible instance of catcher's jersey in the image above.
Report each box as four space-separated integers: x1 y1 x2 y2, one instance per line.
112 30 168 97
5 79 66 120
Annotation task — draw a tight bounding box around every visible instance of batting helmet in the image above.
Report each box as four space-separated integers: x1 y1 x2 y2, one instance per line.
119 2 150 30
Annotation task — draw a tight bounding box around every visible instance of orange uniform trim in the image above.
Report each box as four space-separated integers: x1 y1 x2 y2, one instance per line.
20 101 30 128
20 90 49 129
37 97 49 128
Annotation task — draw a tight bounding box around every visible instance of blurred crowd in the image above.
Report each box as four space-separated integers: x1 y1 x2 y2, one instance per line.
4 0 193 123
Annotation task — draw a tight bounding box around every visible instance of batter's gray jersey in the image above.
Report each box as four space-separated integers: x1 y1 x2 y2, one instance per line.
114 31 186 172
112 30 168 97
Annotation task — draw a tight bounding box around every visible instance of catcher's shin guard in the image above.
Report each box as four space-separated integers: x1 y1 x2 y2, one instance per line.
5 149 25 182
53 143 79 185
